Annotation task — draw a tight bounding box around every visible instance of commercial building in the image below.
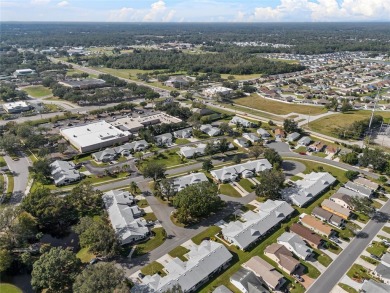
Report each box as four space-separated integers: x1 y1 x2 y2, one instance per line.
58 78 106 89
3 101 31 114
60 121 130 153
13 68 36 77
204 86 233 98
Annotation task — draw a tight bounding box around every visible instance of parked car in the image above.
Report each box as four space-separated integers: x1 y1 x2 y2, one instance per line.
293 274 304 282
138 273 145 279
329 237 341 244
370 254 381 261
89 258 99 265
382 240 390 247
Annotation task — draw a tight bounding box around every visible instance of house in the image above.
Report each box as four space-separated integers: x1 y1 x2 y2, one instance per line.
325 145 339 156
282 172 336 207
330 192 354 210
230 268 270 293
155 133 173 146
299 214 334 237
133 240 232 293
92 148 118 162
243 256 286 290
312 207 345 227
204 86 233 98
127 140 149 152
344 181 372 198
373 253 390 285
200 124 221 137
353 177 379 191
211 159 272 183
102 190 149 245
173 127 193 138
286 132 300 142
274 129 286 139
257 128 270 138
234 138 249 148
277 232 313 260
230 116 254 128
289 223 323 248
213 286 232 293
297 136 311 146
264 243 301 274
50 160 81 186
180 144 206 158
222 200 294 250
361 279 390 293
321 199 351 220
164 76 190 88
308 141 326 152
242 133 260 143
171 172 209 192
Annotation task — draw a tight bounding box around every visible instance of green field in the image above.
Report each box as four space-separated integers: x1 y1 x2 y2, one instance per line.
235 94 326 115
239 178 255 193
219 183 241 197
76 247 95 263
23 85 52 98
308 110 390 138
168 246 190 261
0 283 23 293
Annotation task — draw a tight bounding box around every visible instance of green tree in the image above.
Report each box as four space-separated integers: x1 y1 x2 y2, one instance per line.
31 247 81 293
344 170 359 181
0 249 13 273
264 148 283 168
350 196 375 215
170 90 180 98
130 181 138 194
233 155 241 164
73 263 127 293
163 284 184 293
202 159 213 172
340 100 353 113
173 182 221 224
340 152 358 165
255 169 285 200
28 158 52 184
283 119 298 133
74 217 119 257
219 122 231 135
159 178 176 201
359 148 388 172
218 138 230 154
67 183 103 218
249 145 264 159
142 161 166 182
0 134 21 154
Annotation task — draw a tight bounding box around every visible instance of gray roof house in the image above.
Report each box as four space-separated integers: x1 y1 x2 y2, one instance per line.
172 172 209 192
312 207 344 227
103 190 149 245
297 136 311 146
335 187 360 198
173 127 193 138
127 140 149 152
344 181 372 198
230 268 270 293
257 128 270 138
243 133 260 143
200 124 221 137
230 116 254 128
180 143 206 158
373 253 390 284
211 159 272 183
282 172 336 207
222 200 294 250
234 138 249 148
286 132 300 142
92 148 119 162
361 279 390 293
50 160 81 186
277 232 313 260
213 285 232 293
155 133 173 146
133 240 232 293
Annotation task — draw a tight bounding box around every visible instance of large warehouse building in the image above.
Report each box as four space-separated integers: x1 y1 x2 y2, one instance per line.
60 121 131 153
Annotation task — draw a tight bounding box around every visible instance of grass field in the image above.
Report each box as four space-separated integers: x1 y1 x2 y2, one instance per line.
168 246 190 261
0 283 23 293
219 183 241 197
366 241 388 257
141 261 166 276
133 228 166 257
76 247 95 263
235 94 326 115
383 226 390 234
239 178 255 193
23 85 52 98
221 73 261 80
140 149 184 169
308 110 390 138
347 264 372 282
191 226 222 245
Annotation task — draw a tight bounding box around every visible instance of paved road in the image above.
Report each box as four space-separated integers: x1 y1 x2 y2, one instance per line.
307 199 390 293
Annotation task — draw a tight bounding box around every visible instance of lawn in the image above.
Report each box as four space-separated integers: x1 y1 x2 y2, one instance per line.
290 175 303 182
383 226 390 234
219 183 241 197
372 200 383 209
6 174 14 194
141 261 166 276
235 94 325 115
312 249 332 267
76 247 95 263
143 213 157 222
133 228 166 257
175 138 191 145
191 226 222 245
347 264 372 282
360 255 379 266
0 283 23 293
168 246 190 261
239 178 255 193
338 283 358 293
140 149 184 169
220 73 262 80
355 212 370 223
366 241 388 257
137 199 149 208
308 110 390 138
23 85 52 98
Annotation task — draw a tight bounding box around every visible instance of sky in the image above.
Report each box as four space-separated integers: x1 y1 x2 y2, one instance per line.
1 0 390 22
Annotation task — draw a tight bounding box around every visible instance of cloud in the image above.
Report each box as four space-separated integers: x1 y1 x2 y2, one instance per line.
57 1 69 7
143 0 175 22
31 0 51 5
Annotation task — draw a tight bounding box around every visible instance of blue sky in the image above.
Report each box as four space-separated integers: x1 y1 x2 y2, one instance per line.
1 0 389 22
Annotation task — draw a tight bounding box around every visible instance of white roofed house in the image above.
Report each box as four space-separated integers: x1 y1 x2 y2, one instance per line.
230 116 254 128
344 181 372 198
199 124 221 137
171 172 209 192
50 160 81 186
92 148 119 162
179 144 206 158
286 132 300 142
242 133 260 143
373 253 390 285
297 136 311 146
210 159 272 183
277 232 313 260
155 133 173 147
127 140 149 152
234 138 249 148
282 172 336 207
173 127 192 139
221 200 294 250
132 240 233 293
257 128 270 138
103 190 149 245
3 101 31 114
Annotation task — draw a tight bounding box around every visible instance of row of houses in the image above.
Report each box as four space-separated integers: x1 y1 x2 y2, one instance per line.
92 140 149 162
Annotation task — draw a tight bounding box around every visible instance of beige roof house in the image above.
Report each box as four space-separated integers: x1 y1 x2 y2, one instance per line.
300 214 334 237
264 243 301 274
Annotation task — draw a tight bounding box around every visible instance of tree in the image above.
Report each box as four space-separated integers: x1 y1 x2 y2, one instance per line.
255 169 285 200
233 155 241 164
163 284 184 293
350 196 376 215
249 145 264 159
340 100 353 113
74 216 119 257
340 152 358 165
219 138 230 154
0 134 21 154
378 176 387 183
173 182 222 224
204 142 215 156
264 148 283 168
0 249 13 273
67 183 103 218
130 181 138 194
28 158 52 184
31 247 81 293
142 161 166 182
219 122 232 135
170 90 180 98
283 119 298 133
359 148 388 172
159 178 176 201
345 170 359 181
73 263 127 293
202 159 213 172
